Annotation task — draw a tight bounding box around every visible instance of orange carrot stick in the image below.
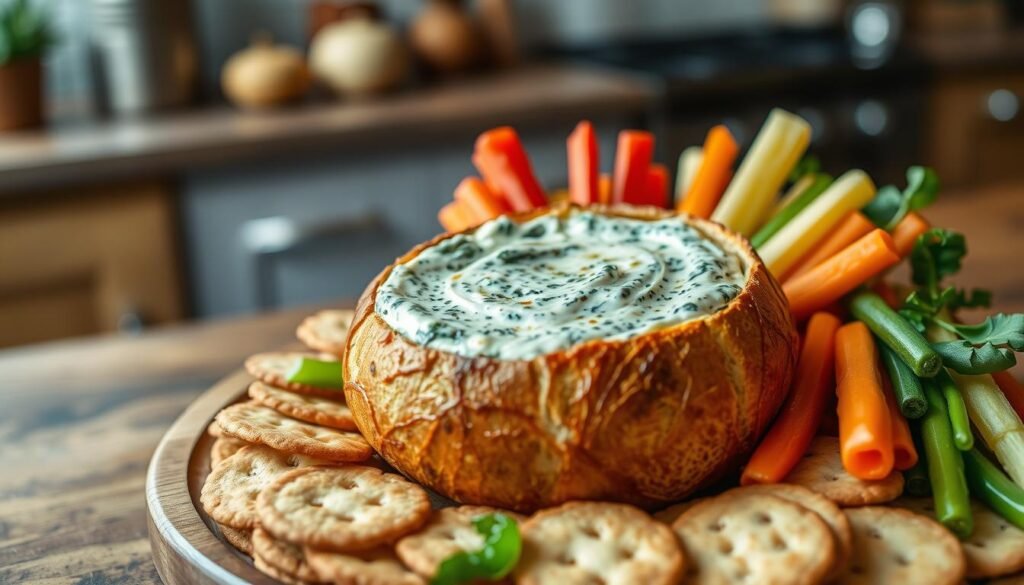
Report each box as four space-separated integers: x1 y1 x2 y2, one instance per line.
785 212 875 281
742 312 842 485
890 211 931 257
883 374 919 470
641 163 669 208
993 371 1024 421
454 177 507 223
784 229 900 321
438 201 475 233
473 127 547 211
598 173 612 204
678 125 739 218
612 130 654 204
835 321 895 480
567 121 600 206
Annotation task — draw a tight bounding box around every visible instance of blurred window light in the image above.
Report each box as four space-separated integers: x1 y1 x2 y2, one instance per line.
851 4 890 48
986 89 1020 123
854 100 888 137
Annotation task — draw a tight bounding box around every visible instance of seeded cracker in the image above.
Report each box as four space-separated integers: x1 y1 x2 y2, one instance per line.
248 380 356 431
245 352 345 398
396 506 523 579
215 402 371 461
296 309 354 355
784 436 904 506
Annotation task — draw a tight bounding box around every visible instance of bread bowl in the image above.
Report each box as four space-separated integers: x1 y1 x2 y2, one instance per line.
342 203 798 512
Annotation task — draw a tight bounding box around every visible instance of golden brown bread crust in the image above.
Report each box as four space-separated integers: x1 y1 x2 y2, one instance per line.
343 204 798 512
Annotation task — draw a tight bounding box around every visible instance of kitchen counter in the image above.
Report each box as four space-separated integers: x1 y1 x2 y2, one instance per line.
0 64 655 197
2 183 1023 583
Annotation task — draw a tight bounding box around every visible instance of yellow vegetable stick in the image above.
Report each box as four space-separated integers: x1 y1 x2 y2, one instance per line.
710 109 810 236
928 324 1024 486
674 146 703 202
758 169 876 277
768 174 814 219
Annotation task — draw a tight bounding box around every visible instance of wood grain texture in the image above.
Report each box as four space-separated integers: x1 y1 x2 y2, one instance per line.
0 183 1022 584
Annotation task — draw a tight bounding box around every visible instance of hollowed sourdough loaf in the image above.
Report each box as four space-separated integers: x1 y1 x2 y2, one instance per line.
343 204 798 512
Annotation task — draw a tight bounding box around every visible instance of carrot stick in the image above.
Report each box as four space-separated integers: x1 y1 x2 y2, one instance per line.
890 211 931 257
993 371 1024 422
567 120 599 206
473 127 546 211
454 177 507 223
438 201 475 233
883 373 920 470
742 312 842 485
598 173 612 204
785 212 875 281
611 130 654 204
641 163 669 208
835 321 896 480
678 125 738 218
784 229 901 321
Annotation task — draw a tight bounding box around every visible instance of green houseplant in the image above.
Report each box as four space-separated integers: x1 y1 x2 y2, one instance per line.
0 0 55 130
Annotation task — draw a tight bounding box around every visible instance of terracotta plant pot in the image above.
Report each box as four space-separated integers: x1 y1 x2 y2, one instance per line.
0 57 43 131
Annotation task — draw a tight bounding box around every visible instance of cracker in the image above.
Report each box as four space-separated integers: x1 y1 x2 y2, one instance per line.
515 501 684 585
784 436 904 506
245 352 345 398
210 436 250 468
652 499 705 525
253 527 323 583
726 483 853 580
305 546 425 585
255 553 324 585
257 465 432 553
215 402 372 462
894 497 1024 579
200 444 335 529
836 506 964 585
672 492 835 585
218 523 253 555
396 506 523 579
248 380 357 431
297 309 354 355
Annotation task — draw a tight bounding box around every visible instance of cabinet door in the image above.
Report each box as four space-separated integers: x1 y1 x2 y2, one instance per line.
0 183 184 347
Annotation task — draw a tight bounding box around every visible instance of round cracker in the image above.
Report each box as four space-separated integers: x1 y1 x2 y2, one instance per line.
784 436 904 506
254 553 324 585
726 483 853 580
672 492 835 585
836 506 964 585
396 506 523 579
305 546 425 585
253 526 323 583
894 497 1024 579
248 380 357 431
652 498 705 525
297 309 354 355
200 444 336 529
515 501 684 585
218 523 253 555
215 402 372 462
245 352 345 398
257 465 431 553
210 436 250 469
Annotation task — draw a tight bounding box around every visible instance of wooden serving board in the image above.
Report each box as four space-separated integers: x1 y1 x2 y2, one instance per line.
145 369 277 585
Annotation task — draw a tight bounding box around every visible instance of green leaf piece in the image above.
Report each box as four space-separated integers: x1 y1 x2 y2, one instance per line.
951 313 1024 351
910 229 967 292
932 340 1017 375
862 166 940 229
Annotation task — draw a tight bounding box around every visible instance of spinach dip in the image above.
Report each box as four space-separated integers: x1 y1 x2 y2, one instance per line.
375 210 747 360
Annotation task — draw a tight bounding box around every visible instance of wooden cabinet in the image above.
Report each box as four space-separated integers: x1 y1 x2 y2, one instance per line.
927 72 1024 187
0 183 185 347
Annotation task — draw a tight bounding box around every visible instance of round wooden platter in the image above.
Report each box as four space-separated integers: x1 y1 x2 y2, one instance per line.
145 368 276 585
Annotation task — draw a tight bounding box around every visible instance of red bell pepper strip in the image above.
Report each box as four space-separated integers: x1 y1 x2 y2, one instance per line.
641 163 669 208
612 130 654 204
567 120 599 206
473 127 547 211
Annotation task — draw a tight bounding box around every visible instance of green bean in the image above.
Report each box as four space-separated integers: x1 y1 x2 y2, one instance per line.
935 369 974 451
849 290 942 378
877 342 928 419
751 173 833 248
904 427 932 496
962 448 1024 531
920 379 973 539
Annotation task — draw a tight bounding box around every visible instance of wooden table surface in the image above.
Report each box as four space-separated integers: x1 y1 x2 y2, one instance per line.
2 184 1022 584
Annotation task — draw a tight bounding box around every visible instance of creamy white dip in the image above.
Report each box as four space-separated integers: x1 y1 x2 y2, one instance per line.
375 210 747 360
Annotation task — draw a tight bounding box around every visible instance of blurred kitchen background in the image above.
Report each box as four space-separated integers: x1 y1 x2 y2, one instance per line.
0 0 1021 348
